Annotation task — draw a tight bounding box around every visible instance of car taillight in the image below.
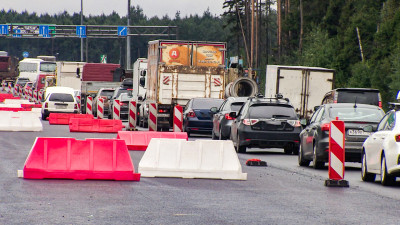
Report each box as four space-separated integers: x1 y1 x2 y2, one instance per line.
119 102 127 106
287 120 301 127
74 104 78 109
379 101 382 108
187 110 196 118
44 102 48 108
395 134 400 142
158 109 167 113
243 119 259 125
321 123 330 131
225 113 234 120
333 100 337 103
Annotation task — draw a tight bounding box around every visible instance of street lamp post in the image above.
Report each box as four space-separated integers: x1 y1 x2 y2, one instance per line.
126 0 131 70
80 0 84 62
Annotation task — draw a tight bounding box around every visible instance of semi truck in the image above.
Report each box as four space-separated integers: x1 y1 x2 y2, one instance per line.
139 40 227 130
265 65 335 119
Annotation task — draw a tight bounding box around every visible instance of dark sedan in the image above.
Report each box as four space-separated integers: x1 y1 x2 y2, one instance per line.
298 103 385 169
230 95 302 154
183 98 224 137
211 97 248 140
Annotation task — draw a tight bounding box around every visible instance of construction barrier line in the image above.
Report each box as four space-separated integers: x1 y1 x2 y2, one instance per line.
117 131 188 150
113 99 120 120
173 105 183 132
128 99 137 129
97 98 104 119
86 96 93 115
148 102 157 131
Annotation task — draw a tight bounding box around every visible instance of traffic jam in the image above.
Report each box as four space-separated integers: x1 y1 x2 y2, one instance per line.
0 40 399 224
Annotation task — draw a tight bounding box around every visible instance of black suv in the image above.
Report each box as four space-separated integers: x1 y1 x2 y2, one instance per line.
229 95 302 154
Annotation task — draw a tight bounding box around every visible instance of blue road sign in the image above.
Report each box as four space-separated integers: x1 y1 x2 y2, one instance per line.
0 25 9 35
118 26 127 36
39 25 49 35
23 51 29 58
76 25 86 38
43 34 51 38
13 29 21 37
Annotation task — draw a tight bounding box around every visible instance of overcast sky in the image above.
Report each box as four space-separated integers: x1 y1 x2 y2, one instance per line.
2 0 226 18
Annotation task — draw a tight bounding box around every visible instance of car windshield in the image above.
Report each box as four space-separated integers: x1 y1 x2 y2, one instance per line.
329 107 384 122
192 99 224 109
49 93 74 102
248 104 297 119
231 102 245 111
40 62 56 72
100 90 115 97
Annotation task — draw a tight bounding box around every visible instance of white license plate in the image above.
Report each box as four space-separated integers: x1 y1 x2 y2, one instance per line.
348 129 370 136
55 105 67 109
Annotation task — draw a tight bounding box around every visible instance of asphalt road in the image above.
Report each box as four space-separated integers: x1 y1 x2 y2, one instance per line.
1 122 400 224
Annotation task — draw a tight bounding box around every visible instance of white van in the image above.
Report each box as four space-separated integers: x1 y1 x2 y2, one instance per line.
41 87 78 120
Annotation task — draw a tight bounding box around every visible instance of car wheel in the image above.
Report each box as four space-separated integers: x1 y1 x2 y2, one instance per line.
211 129 218 140
41 112 48 121
361 151 376 182
284 145 293 155
312 143 324 169
236 134 246 153
380 154 395 186
298 144 310 167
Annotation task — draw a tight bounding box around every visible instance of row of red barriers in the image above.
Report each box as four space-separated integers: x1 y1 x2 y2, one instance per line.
0 93 20 102
22 137 140 181
116 131 188 150
48 113 94 125
69 118 124 133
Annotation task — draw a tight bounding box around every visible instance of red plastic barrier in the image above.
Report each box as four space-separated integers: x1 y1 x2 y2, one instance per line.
69 118 124 133
116 131 188 151
49 113 94 125
23 137 140 181
0 107 31 112
21 104 42 109
0 93 20 102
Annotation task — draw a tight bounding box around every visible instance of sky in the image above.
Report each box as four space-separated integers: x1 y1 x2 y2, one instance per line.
2 0 226 18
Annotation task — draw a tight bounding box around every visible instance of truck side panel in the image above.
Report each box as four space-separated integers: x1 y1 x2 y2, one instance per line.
277 69 305 116
308 71 334 112
158 68 224 105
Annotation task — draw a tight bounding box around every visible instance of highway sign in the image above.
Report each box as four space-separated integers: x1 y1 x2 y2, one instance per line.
13 29 21 37
39 25 49 35
22 51 29 58
118 26 127 36
0 25 9 35
76 25 86 38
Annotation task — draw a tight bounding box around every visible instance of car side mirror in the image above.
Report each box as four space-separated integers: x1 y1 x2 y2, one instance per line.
138 95 143 101
300 119 308 126
229 111 237 118
313 105 320 111
210 107 218 113
363 125 374 132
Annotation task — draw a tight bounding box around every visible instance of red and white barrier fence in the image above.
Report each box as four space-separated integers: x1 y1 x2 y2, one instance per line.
8 83 12 94
86 96 93 115
325 119 349 187
113 99 120 120
97 98 104 119
128 99 137 130
173 105 183 132
38 89 43 103
148 102 157 131
76 95 81 113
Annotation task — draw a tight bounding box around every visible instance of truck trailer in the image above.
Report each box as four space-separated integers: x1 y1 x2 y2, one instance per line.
265 65 335 119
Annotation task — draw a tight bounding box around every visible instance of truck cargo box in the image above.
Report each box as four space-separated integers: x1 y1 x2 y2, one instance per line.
82 63 120 81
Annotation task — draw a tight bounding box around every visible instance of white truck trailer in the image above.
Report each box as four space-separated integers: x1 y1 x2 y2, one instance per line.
265 65 335 119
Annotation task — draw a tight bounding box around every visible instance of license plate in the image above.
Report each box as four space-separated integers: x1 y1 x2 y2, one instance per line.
348 129 370 136
55 105 67 109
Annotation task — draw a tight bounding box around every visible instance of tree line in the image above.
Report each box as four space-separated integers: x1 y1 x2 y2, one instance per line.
1 1 400 106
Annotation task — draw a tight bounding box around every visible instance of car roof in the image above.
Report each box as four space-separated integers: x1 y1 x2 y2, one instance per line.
226 97 249 102
333 88 380 92
323 103 381 109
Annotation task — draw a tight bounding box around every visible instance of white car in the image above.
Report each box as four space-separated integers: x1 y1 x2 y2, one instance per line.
41 87 78 120
362 110 400 185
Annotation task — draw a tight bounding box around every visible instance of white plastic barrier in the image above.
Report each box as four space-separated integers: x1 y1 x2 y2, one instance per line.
0 111 43 131
4 99 30 104
138 139 247 180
